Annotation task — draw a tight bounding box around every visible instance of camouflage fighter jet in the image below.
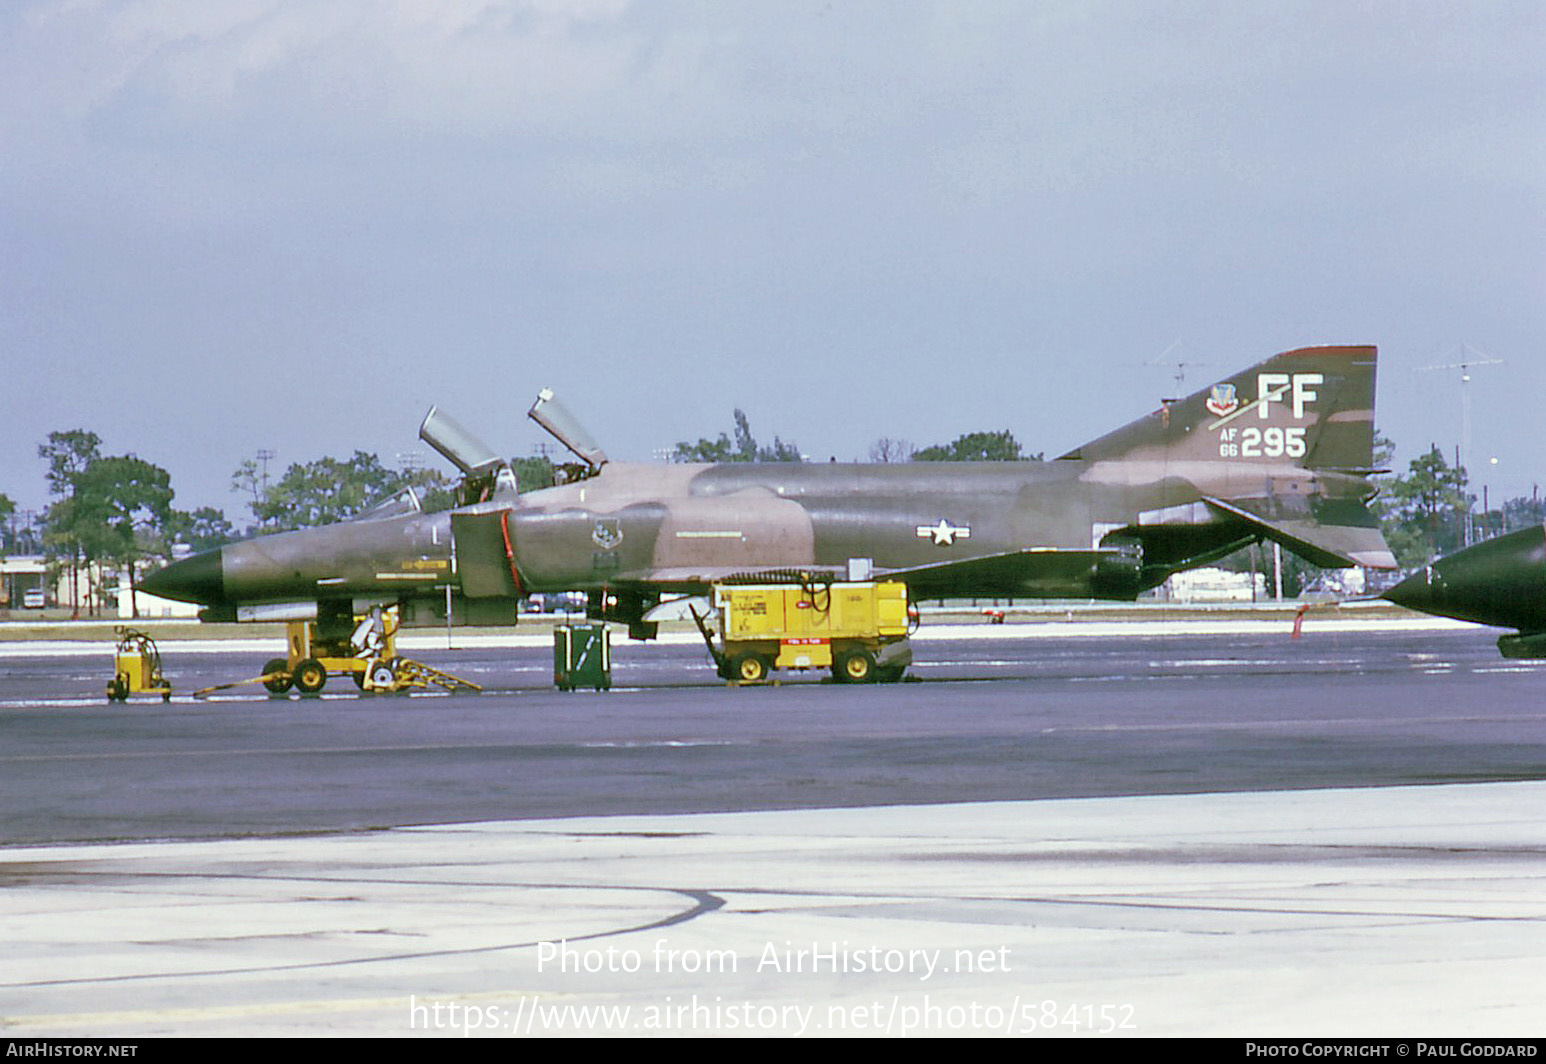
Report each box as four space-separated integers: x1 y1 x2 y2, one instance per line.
1383 525 1546 657
145 345 1396 648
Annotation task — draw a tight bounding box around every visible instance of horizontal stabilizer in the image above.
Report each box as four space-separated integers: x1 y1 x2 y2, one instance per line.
1202 496 1396 570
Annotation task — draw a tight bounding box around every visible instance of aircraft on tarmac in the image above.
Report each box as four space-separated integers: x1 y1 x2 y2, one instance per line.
1383 525 1546 658
145 344 1396 664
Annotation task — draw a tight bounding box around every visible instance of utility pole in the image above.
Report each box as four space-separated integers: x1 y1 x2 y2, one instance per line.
255 448 276 495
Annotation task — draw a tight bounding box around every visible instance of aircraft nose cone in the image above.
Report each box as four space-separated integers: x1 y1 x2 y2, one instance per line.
1383 526 1546 631
1382 568 1436 613
141 548 225 605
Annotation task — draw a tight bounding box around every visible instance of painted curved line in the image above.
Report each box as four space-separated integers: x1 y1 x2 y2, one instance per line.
6 884 726 989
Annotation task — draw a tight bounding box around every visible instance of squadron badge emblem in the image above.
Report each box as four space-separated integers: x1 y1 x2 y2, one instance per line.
591 519 623 550
1205 383 1239 418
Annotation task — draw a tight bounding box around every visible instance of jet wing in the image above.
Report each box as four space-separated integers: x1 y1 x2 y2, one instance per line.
614 550 1128 600
1202 495 1397 570
883 548 1122 599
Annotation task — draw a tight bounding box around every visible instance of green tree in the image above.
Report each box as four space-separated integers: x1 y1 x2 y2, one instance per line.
511 455 557 493
0 492 12 608
914 430 1034 462
165 507 236 554
1501 493 1546 534
37 430 103 614
73 456 174 617
0 492 13 559
39 439 178 617
674 410 802 463
253 451 417 531
868 438 914 463
231 457 268 527
1383 444 1472 566
674 432 737 462
39 430 102 495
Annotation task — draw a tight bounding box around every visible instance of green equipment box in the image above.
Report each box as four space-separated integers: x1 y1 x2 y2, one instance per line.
554 623 612 691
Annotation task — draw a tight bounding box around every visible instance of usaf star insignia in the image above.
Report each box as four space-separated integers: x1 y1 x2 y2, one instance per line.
917 519 971 546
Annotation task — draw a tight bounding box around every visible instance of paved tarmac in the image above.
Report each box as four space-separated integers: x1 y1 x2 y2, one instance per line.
2 617 1544 1036
4 783 1544 1037
1 620 1542 845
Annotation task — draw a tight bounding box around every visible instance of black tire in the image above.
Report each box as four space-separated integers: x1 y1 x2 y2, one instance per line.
106 676 127 702
369 661 396 689
732 653 770 685
261 658 292 694
292 658 327 694
836 648 876 684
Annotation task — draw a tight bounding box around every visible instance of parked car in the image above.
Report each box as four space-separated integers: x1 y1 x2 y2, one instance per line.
22 588 46 609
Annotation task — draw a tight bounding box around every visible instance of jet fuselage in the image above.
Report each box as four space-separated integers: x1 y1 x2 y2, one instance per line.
142 344 1396 624
156 454 1375 612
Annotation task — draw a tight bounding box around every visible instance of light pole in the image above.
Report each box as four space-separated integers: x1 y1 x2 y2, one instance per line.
1417 345 1502 546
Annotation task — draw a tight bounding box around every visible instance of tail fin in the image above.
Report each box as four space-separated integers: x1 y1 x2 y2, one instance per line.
1060 345 1378 471
1063 345 1395 570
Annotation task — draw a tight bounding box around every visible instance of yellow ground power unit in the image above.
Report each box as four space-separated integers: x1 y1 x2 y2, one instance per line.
711 579 913 685
106 627 173 702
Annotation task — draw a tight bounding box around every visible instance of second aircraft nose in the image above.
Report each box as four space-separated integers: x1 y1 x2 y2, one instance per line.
1382 525 1546 631
1382 566 1437 614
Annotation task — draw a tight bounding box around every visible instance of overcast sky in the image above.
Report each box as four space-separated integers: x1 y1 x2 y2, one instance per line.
3 0 1543 520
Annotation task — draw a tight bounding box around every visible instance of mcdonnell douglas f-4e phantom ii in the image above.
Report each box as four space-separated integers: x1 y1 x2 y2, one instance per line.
145 345 1397 673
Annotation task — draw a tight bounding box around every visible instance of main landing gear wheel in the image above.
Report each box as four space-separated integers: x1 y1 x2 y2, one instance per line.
291 658 327 695
835 648 876 684
261 658 292 694
732 653 771 685
369 660 397 690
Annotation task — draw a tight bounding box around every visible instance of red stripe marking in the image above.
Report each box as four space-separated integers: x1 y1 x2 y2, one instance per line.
499 510 522 595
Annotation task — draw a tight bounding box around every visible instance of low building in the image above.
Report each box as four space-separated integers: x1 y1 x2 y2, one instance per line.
0 554 48 609
116 578 201 619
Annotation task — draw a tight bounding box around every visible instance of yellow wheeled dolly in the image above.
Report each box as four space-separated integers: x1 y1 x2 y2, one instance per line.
106 627 173 702
261 608 396 694
194 606 480 697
